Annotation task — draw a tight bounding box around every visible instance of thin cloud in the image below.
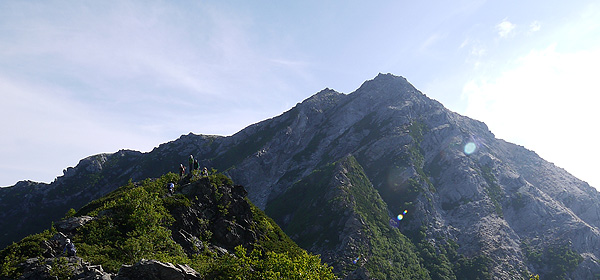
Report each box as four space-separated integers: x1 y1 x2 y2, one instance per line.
529 20 541 33
496 18 516 38
420 33 445 52
459 38 486 68
0 1 318 186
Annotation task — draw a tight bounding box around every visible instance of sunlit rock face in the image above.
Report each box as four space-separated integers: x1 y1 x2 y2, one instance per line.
3 73 600 279
220 73 600 279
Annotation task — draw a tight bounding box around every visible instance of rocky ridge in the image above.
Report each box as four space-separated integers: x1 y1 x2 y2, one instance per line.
2 173 330 279
2 73 599 279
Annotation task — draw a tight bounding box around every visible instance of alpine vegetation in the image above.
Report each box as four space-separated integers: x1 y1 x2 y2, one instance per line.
0 172 335 279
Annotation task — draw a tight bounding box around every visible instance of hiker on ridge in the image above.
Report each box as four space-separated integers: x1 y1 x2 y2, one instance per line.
167 182 175 194
189 155 194 174
179 164 185 177
64 238 76 257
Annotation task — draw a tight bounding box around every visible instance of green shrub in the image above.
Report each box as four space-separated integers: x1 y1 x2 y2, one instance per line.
523 242 583 280
0 172 334 280
0 229 54 278
200 246 335 280
49 257 74 280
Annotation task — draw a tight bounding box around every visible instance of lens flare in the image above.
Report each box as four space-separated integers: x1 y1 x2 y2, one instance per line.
397 210 408 221
464 142 477 155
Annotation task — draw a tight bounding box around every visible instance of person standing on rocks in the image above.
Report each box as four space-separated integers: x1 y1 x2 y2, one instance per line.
179 164 185 177
188 155 194 175
64 238 76 257
167 182 175 195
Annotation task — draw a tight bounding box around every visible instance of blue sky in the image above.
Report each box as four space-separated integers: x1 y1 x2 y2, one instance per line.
1 1 599 188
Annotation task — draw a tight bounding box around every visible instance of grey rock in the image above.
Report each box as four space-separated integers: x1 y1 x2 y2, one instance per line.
114 259 201 280
55 216 96 232
18 257 114 280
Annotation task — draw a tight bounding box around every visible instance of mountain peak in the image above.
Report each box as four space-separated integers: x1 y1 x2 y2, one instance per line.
303 87 343 102
352 73 420 101
369 72 410 86
295 87 345 113
374 72 408 81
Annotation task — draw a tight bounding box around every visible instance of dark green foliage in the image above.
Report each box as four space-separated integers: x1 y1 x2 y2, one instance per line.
416 239 456 280
340 157 430 279
406 226 457 280
49 257 75 280
407 121 435 192
357 151 415 213
266 163 342 249
162 194 192 210
248 199 304 257
523 241 583 280
76 175 187 272
267 156 430 279
405 226 493 280
453 255 492 280
199 246 335 280
479 165 504 217
64 208 77 219
409 121 427 143
208 172 234 187
0 229 54 278
0 172 335 279
511 192 527 210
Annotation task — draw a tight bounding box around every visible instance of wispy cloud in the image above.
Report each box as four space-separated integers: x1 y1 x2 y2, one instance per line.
529 20 541 33
496 18 516 38
459 38 486 68
0 1 317 185
420 33 446 52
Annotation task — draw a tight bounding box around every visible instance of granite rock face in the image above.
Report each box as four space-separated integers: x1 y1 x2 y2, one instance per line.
3 73 600 279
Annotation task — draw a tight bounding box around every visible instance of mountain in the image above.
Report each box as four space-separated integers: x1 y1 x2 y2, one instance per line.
2 73 600 279
0 172 335 279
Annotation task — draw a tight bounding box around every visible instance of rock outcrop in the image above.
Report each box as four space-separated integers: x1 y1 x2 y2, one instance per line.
17 257 111 280
114 259 201 280
16 257 205 280
171 177 257 254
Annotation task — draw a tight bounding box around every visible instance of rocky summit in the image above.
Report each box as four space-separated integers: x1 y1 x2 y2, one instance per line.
2 73 599 279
